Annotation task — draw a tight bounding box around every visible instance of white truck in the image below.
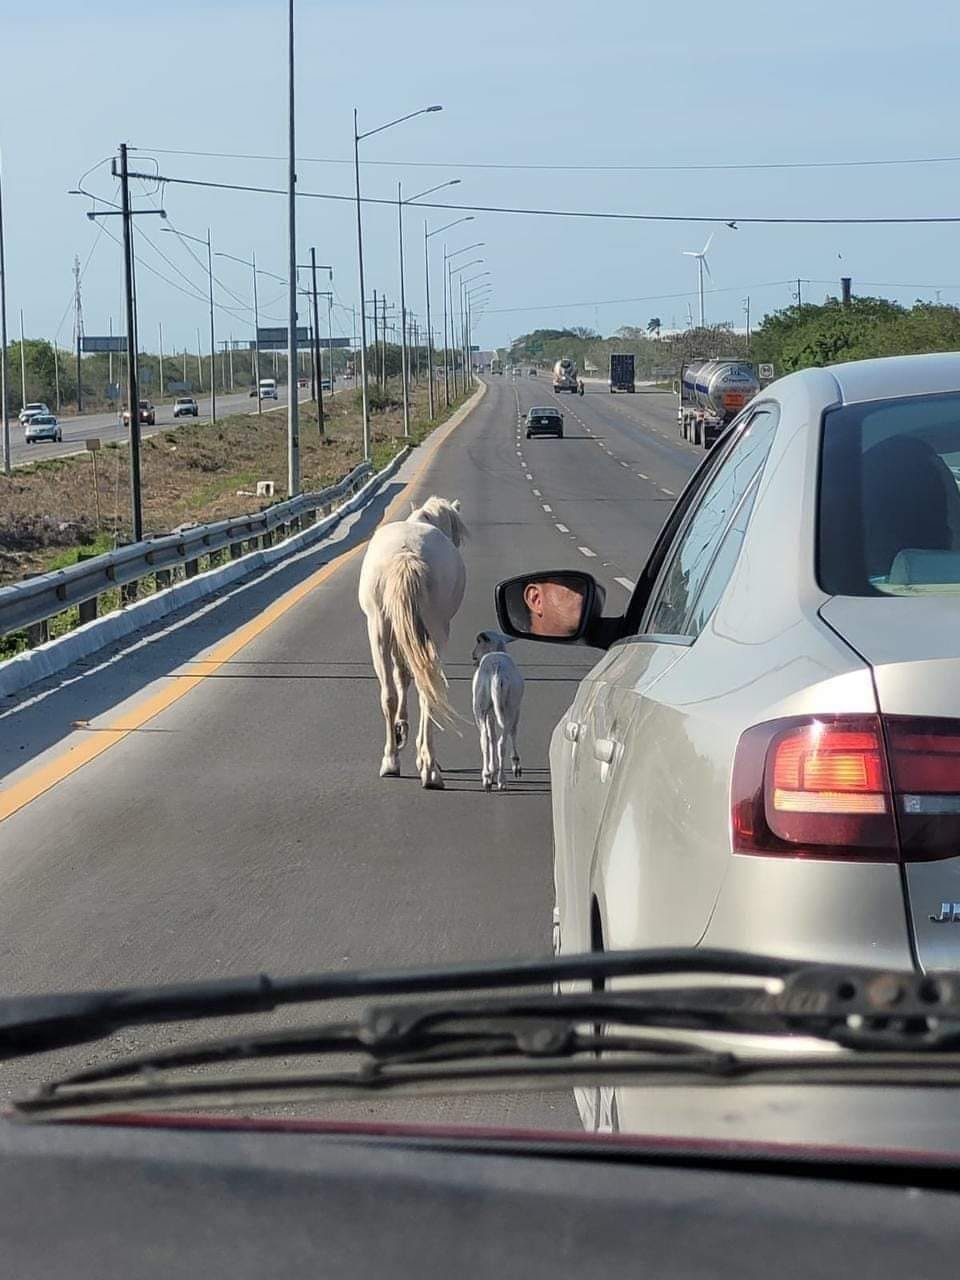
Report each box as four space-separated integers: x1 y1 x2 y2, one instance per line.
676 359 760 448
258 378 278 401
552 358 579 393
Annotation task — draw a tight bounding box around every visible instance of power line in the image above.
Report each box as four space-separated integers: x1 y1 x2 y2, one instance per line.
135 145 960 175
484 281 795 315
137 170 960 225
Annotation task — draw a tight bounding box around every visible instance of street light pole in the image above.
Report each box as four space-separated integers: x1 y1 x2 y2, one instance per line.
423 220 434 418
207 229 216 424
0 148 9 475
353 108 370 460
398 181 410 439
287 0 299 495
310 247 324 436
354 104 443 458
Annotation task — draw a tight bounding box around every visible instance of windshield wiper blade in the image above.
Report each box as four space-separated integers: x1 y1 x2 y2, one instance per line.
2 950 958 1065
0 948 799 1060
15 974 960 1121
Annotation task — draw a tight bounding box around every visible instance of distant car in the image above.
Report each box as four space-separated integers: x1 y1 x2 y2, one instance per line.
320 378 332 392
525 406 564 439
173 397 199 418
19 402 49 425
122 400 155 427
298 378 308 389
528 368 537 377
24 414 62 443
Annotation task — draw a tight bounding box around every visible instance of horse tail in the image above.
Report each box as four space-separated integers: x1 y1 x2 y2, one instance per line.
381 550 455 728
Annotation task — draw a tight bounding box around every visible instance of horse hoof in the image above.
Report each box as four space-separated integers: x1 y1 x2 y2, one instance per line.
513 764 522 779
497 781 506 791
380 757 400 778
482 779 492 792
421 769 445 790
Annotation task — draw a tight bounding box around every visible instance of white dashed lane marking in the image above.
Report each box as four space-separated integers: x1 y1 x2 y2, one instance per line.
532 488 541 496
542 503 552 512
555 522 569 533
615 577 636 591
525 472 533 480
578 546 597 558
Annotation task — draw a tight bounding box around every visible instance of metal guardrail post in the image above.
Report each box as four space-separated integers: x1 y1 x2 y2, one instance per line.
78 597 98 625
26 620 49 647
184 559 198 579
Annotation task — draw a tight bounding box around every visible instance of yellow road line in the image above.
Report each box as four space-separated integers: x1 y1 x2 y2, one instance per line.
0 385 485 825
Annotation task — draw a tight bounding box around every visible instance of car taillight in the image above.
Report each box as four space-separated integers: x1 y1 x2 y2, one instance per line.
732 714 960 862
732 716 898 861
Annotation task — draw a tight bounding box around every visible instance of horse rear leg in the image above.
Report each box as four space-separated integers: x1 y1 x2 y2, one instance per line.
417 693 444 790
367 613 400 777
393 658 411 751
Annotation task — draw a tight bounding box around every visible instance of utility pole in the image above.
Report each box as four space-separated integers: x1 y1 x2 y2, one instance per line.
207 230 216 423
797 277 803 313
286 0 300 496
228 336 234 391
119 141 143 541
19 308 26 407
0 146 9 475
54 342 61 412
74 255 83 412
253 252 262 413
309 247 324 435
196 327 203 390
381 296 388 386
744 296 751 352
372 290 379 388
158 321 164 399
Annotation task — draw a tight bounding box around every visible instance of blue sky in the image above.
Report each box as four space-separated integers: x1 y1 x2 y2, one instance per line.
1 0 958 353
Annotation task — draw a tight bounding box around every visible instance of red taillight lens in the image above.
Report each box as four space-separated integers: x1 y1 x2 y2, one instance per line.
885 717 960 859
732 716 898 861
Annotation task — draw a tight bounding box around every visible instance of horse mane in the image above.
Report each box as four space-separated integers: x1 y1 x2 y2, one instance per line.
412 495 468 547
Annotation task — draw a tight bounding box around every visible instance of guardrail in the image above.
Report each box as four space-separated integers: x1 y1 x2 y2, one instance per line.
0 461 374 645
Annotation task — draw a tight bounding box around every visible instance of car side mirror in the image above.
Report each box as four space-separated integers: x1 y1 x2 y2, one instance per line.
495 570 605 644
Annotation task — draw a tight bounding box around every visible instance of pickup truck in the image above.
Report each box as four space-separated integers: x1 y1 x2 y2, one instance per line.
122 400 156 427
173 397 199 418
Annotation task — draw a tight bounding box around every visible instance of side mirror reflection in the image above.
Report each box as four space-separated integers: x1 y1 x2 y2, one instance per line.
495 570 604 643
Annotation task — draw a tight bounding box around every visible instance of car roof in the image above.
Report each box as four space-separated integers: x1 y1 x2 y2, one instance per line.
779 352 960 408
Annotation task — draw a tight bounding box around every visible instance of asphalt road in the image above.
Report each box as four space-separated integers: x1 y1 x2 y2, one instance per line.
0 375 699 1126
8 380 343 468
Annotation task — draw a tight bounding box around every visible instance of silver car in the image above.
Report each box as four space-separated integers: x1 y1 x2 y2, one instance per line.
497 353 960 1075
23 414 62 443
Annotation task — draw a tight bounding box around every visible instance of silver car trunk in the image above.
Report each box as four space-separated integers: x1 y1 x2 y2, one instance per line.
820 596 960 971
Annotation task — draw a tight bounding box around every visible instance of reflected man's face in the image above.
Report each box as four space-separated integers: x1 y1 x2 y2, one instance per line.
523 580 585 637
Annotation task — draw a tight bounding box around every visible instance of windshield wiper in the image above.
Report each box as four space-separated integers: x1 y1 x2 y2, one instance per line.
0 947 796 1060
12 959 960 1121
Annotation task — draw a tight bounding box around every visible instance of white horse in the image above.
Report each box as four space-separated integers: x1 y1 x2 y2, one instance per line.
358 496 467 789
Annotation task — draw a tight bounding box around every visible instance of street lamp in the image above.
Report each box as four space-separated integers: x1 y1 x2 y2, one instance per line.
443 248 484 402
448 261 486 397
0 148 9 475
354 104 442 461
164 227 215 425
398 179 459 438
216 248 264 413
465 283 492 380
424 215 473 418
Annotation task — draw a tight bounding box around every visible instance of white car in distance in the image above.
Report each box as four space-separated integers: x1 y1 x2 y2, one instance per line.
24 414 62 443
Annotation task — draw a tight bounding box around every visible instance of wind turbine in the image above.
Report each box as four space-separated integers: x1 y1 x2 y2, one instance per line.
682 233 713 327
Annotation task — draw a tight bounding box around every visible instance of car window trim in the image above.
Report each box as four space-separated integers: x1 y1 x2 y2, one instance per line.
678 464 765 637
641 403 779 639
624 403 773 637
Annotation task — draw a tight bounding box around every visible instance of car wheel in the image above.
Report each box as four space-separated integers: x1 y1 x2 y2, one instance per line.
526 431 532 439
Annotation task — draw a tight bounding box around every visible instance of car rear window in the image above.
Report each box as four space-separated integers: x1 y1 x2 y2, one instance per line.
818 391 960 596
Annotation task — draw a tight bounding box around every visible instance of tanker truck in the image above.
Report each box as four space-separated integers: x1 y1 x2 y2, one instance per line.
552 358 579 393
676 359 760 448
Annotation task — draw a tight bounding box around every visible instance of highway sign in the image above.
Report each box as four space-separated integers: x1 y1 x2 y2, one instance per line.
256 326 309 351
82 336 127 353
758 363 775 381
85 438 101 452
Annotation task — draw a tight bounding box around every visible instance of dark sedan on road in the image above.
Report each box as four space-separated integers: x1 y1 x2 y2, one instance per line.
122 400 155 427
525 406 563 438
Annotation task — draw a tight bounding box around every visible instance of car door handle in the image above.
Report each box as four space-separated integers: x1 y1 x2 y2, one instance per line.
593 737 618 765
564 721 581 743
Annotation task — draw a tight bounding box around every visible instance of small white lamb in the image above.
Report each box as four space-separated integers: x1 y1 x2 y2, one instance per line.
471 630 524 791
